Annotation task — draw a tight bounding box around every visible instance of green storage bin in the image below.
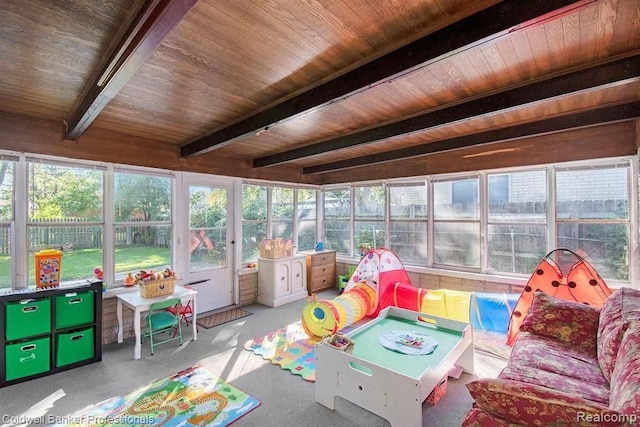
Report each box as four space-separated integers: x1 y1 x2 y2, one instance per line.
5 336 51 381
56 327 94 367
5 298 51 341
55 291 94 329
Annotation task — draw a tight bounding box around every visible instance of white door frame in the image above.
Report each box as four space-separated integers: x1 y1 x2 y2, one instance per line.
174 172 240 313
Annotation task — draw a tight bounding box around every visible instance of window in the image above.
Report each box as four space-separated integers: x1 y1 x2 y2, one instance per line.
27 160 104 286
242 184 267 262
389 182 428 265
324 187 351 255
354 185 385 253
297 188 316 252
0 157 15 288
487 170 547 274
113 169 172 281
556 163 630 281
272 187 294 239
433 176 480 269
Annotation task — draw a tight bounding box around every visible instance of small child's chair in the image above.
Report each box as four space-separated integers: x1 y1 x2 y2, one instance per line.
337 265 356 294
142 297 183 355
167 285 197 337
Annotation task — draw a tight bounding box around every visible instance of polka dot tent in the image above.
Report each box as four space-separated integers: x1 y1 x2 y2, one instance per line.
506 248 612 346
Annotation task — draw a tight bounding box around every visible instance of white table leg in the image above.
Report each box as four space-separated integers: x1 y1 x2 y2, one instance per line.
191 295 197 340
133 308 141 360
117 300 123 343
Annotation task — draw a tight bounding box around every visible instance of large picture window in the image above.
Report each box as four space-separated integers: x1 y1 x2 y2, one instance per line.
354 184 385 252
389 182 428 265
556 163 630 281
324 187 351 255
242 184 267 262
0 157 15 288
27 159 104 286
487 170 547 274
113 169 172 281
297 188 317 252
433 176 480 269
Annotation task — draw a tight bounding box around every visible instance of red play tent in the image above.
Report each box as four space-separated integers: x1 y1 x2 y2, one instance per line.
506 248 612 346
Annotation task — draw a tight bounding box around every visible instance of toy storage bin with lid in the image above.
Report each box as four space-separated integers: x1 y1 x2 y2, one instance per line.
5 298 51 341
56 326 94 367
5 336 51 381
34 249 63 288
55 291 94 328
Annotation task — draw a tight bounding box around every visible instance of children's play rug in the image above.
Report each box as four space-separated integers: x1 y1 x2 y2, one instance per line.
50 365 260 427
243 321 318 382
197 307 252 329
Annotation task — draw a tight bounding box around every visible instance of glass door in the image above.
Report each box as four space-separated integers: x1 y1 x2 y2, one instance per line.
182 175 234 314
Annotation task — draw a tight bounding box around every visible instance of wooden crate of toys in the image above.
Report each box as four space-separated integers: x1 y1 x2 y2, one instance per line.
322 334 355 354
137 268 177 298
426 376 447 405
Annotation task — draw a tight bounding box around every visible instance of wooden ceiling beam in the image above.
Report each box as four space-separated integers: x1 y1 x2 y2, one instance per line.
181 0 589 157
64 0 198 141
255 55 640 167
303 102 640 174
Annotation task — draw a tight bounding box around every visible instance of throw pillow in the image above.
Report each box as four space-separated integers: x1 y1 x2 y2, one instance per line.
598 287 640 381
466 378 622 426
519 290 600 353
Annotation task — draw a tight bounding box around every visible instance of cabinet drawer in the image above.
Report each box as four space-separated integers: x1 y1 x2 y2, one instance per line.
55 291 94 329
5 336 51 381
310 252 336 267
311 264 336 281
5 298 51 341
56 327 94 367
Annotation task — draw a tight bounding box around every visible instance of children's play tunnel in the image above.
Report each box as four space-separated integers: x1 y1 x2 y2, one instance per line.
301 283 377 339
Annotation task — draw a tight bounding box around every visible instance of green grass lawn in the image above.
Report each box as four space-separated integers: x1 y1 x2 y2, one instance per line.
0 246 171 288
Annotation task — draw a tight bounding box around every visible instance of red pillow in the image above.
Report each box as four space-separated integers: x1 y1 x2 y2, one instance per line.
519 291 600 353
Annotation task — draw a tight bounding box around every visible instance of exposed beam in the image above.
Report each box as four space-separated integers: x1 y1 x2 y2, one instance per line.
255 55 640 167
181 0 590 157
303 102 640 174
64 0 198 141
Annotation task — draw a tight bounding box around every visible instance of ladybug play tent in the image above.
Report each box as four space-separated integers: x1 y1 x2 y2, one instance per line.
506 248 612 346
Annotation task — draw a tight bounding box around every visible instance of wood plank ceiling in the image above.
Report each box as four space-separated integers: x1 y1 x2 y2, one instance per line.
0 0 638 185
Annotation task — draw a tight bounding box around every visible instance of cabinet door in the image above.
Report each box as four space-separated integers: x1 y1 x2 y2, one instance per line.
290 258 306 293
274 260 291 298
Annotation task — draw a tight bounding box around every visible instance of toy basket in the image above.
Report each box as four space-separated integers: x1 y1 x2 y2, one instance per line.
138 277 176 298
323 334 355 354
426 376 447 405
259 238 293 259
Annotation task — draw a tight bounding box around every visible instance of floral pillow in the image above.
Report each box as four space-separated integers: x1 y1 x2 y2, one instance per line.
466 378 623 426
519 291 600 353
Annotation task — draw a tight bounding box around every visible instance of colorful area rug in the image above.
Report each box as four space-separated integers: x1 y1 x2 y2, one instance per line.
51 365 260 426
243 321 319 382
197 307 252 329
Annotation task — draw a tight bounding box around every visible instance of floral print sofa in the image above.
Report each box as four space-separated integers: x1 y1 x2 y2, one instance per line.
462 287 640 426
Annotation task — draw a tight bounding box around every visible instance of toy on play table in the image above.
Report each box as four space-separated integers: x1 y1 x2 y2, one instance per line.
34 249 63 288
323 334 355 354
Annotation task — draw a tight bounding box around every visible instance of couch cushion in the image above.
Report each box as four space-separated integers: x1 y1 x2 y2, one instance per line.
598 287 640 381
501 332 610 405
520 290 600 355
609 322 640 417
466 378 624 426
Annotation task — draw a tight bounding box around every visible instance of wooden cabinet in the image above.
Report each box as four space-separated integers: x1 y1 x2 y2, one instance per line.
257 255 307 307
1 281 102 388
305 250 336 294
